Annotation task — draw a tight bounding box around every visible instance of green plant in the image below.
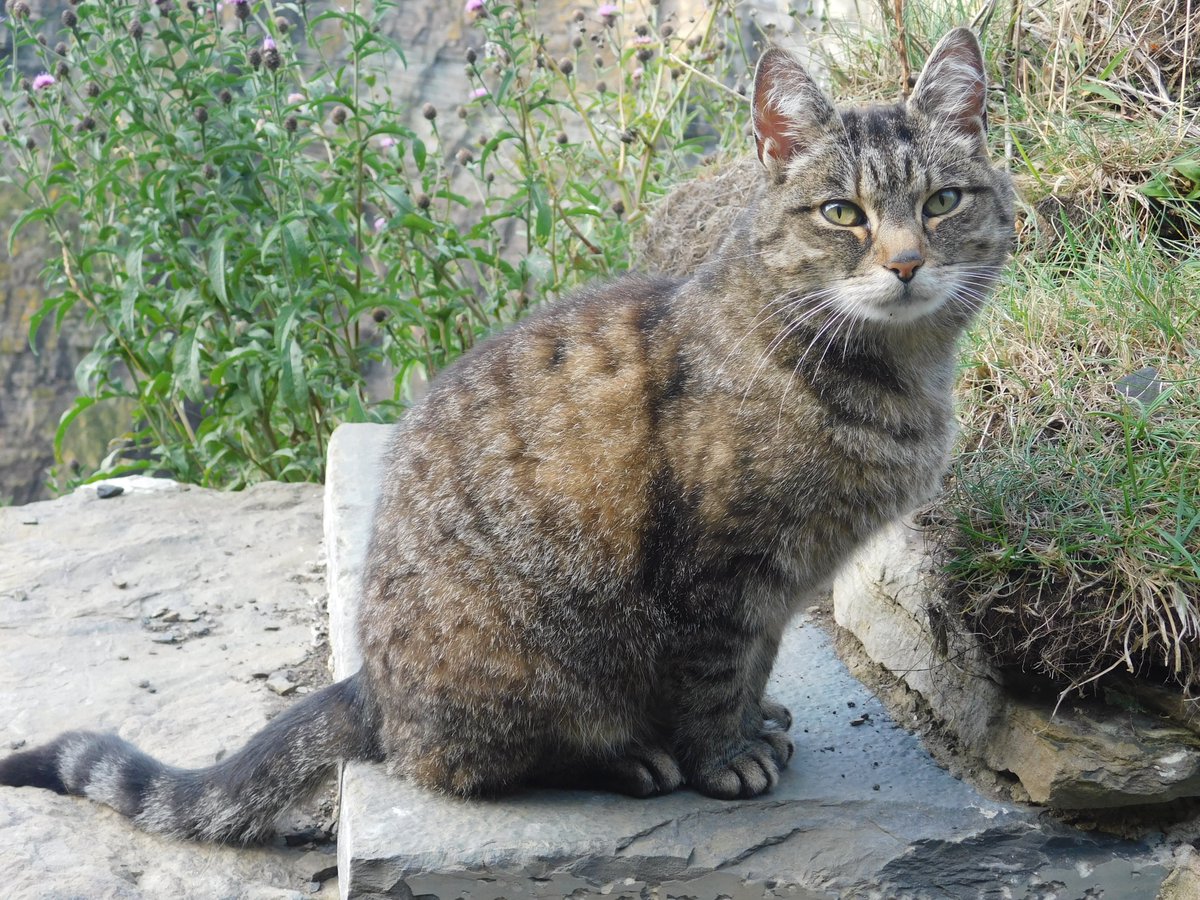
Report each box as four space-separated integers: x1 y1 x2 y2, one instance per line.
0 0 749 487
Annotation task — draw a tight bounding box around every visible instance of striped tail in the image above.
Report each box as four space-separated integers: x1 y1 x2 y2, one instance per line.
0 673 379 844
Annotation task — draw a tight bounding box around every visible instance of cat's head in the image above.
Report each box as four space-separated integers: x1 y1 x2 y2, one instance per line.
749 28 1014 330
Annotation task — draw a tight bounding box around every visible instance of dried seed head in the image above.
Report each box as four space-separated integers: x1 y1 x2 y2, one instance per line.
203 163 217 179
555 131 568 144
331 106 348 125
219 88 233 105
635 24 648 36
572 9 584 22
55 41 68 56
56 61 69 78
636 47 653 63
284 115 298 133
193 105 208 124
465 47 477 64
25 136 36 150
611 199 625 216
264 47 282 70
61 8 77 28
248 47 263 68
619 129 635 144
275 16 290 33
456 106 468 119
233 0 250 20
129 20 144 40
372 308 388 323
558 57 574 75
77 115 96 132
661 24 674 38
422 102 437 120
9 1 30 20
596 80 607 94
416 193 431 210
455 147 473 165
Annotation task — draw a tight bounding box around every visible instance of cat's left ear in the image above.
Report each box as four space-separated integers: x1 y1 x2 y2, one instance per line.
752 47 838 178
908 27 988 138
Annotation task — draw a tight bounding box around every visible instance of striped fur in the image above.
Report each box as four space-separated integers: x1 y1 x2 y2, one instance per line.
1 28 1013 838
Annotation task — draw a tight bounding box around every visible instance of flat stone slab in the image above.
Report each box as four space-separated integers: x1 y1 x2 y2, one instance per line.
325 424 1177 899
1 478 338 898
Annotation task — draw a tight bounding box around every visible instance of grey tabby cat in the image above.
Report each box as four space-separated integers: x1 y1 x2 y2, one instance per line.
0 28 1013 842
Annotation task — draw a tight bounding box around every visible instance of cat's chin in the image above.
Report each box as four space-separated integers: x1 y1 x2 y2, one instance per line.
837 277 950 326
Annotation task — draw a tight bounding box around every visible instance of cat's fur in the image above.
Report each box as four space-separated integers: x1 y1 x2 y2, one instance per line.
0 29 1013 842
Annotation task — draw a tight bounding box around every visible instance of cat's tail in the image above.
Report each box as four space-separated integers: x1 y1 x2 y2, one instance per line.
0 673 379 844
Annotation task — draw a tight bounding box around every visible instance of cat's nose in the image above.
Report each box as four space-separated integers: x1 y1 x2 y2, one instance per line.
885 252 924 283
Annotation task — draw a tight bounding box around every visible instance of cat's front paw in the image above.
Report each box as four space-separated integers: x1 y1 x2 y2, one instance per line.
689 730 795 799
598 745 685 798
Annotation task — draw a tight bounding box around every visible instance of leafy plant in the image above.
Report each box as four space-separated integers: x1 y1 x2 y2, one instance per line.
0 0 749 487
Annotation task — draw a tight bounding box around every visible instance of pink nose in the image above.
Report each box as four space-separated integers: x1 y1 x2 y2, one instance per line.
885 252 923 283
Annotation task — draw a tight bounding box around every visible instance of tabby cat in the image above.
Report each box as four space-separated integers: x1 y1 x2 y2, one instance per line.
0 27 1014 842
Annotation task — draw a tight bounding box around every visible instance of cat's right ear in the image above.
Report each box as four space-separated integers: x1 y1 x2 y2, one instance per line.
752 48 838 179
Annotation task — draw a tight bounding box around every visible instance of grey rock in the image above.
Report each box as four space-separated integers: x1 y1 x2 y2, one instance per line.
832 522 1200 808
325 423 1180 900
267 671 299 696
2 478 338 899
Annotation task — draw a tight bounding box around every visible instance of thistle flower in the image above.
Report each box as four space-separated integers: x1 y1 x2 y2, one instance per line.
287 92 305 104
464 0 484 16
422 102 437 120
331 106 347 125
469 87 487 100
32 72 56 91
232 0 249 20
262 37 276 51
373 216 387 233
379 136 397 150
61 9 77 28
597 3 618 24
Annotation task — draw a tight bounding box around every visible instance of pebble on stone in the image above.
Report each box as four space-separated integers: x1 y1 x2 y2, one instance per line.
96 483 125 499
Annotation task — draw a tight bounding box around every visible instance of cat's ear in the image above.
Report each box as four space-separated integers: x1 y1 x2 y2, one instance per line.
908 27 988 137
752 48 838 176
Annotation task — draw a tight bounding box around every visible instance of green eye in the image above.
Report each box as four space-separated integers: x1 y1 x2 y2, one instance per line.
820 200 867 227
923 188 962 217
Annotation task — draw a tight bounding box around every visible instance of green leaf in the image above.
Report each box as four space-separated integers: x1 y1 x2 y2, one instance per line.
532 183 552 241
412 138 427 172
279 338 308 413
208 229 228 305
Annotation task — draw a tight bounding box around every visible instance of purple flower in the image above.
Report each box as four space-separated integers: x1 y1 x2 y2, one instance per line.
32 72 56 90
379 136 397 150
469 86 488 99
262 37 276 51
287 92 305 104
373 216 387 233
464 0 483 11
597 3 618 19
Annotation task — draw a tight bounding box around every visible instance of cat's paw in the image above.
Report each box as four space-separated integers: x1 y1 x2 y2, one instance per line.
761 696 793 731
600 745 685 798
690 731 794 800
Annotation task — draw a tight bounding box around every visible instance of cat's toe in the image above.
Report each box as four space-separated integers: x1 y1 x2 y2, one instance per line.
602 746 683 797
761 697 793 731
691 739 784 799
761 727 795 765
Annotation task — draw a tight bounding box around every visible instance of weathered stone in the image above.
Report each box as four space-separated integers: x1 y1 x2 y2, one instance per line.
1 478 338 898
325 423 1178 900
1158 847 1200 900
832 520 1200 808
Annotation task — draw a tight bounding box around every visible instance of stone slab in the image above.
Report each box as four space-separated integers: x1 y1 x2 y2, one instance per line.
325 423 1177 899
1 478 338 898
832 522 1200 808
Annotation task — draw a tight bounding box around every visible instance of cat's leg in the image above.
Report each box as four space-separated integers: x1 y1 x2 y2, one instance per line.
670 614 794 800
746 614 793 731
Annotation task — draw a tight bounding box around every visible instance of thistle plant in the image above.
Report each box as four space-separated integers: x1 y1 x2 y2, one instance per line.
0 0 749 487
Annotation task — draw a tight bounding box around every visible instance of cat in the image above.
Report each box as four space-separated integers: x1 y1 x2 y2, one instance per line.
0 27 1014 842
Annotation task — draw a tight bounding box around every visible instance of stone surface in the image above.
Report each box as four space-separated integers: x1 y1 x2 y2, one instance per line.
326 423 1177 900
1158 846 1200 900
832 521 1200 809
1 478 339 898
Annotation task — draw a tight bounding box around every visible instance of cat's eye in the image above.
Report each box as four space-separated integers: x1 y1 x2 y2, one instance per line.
820 200 867 227
923 188 962 217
